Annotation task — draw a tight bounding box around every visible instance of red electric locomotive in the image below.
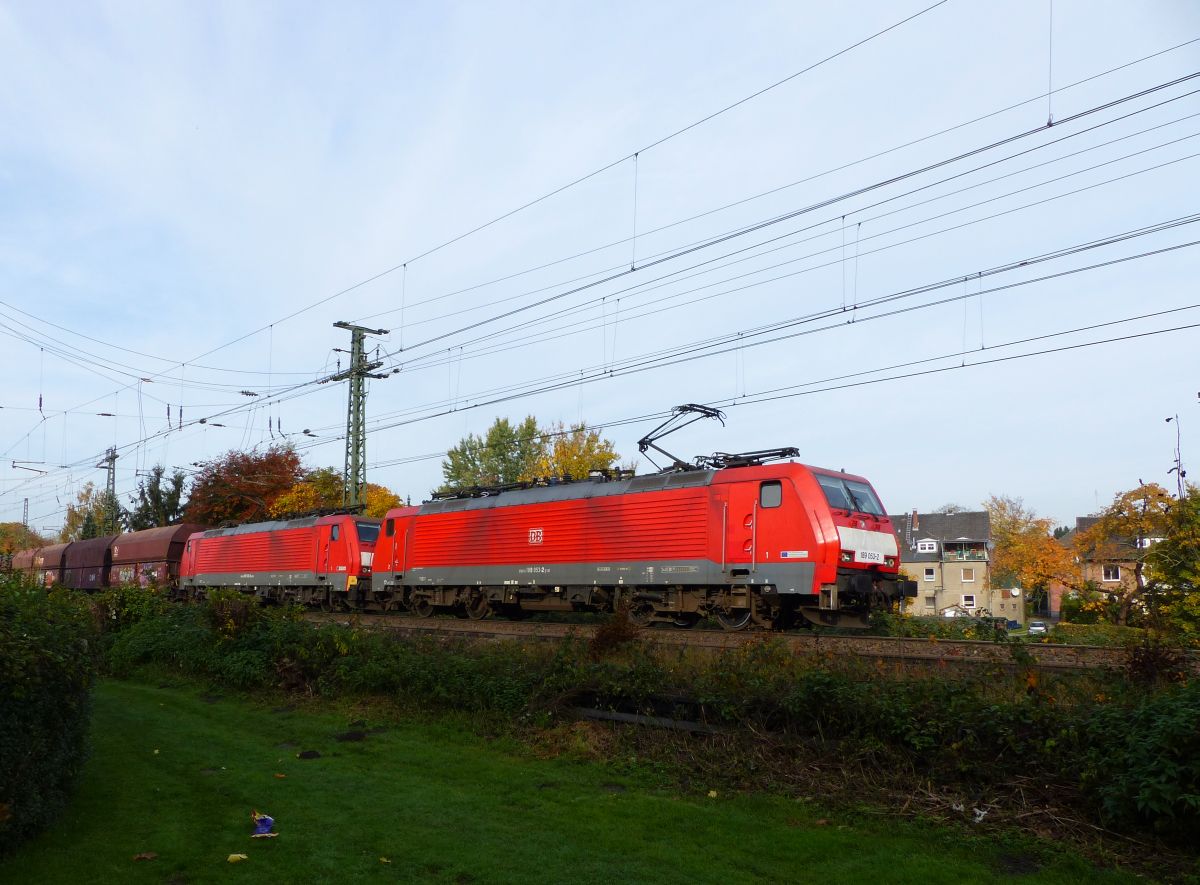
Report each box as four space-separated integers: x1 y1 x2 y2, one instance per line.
372 458 916 629
179 514 381 606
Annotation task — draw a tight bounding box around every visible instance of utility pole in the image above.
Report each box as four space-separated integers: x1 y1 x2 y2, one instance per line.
96 447 119 535
1166 414 1186 499
330 322 390 509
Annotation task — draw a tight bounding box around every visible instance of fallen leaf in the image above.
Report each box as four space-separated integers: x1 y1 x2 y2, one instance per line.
132 852 158 862
153 749 159 755
274 773 287 779
227 854 249 863
380 858 392 864
706 790 718 799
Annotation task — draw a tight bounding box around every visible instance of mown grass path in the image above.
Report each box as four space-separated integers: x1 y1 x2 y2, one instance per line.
0 680 1139 884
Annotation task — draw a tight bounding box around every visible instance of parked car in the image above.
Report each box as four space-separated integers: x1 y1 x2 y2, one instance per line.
1027 620 1048 635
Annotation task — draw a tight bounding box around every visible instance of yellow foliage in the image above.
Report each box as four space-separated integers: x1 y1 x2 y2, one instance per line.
528 422 619 481
269 482 325 517
985 495 1077 591
363 484 402 518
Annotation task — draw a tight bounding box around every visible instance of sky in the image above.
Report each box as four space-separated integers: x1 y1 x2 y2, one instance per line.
1 0 1198 534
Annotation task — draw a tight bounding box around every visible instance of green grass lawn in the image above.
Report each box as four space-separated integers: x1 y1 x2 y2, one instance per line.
0 679 1142 885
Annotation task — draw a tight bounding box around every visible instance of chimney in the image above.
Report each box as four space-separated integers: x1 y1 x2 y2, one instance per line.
912 509 919 531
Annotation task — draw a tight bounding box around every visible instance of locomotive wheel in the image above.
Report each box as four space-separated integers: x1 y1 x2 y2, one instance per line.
628 601 655 627
714 607 753 631
671 613 700 629
411 598 434 618
465 592 491 620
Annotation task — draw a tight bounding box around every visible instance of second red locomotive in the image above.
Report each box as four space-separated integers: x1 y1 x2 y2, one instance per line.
179 514 380 606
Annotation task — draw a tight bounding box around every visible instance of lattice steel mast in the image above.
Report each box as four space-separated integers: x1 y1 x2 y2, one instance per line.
331 322 389 509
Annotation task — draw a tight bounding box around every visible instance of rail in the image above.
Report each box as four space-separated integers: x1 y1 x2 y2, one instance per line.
300 613 1187 673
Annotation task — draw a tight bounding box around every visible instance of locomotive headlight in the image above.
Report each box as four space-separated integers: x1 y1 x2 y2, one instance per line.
885 556 896 568
840 550 854 563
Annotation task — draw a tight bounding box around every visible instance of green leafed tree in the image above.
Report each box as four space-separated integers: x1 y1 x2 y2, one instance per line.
441 416 542 490
439 416 623 492
126 465 188 530
1148 484 1200 642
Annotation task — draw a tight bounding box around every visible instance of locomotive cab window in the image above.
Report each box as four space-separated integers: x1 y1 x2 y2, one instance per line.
331 525 340 541
385 518 394 538
760 481 782 508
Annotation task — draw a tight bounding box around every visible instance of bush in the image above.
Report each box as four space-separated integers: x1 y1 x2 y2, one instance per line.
0 577 97 853
1076 680 1200 838
868 612 1008 642
1043 622 1147 646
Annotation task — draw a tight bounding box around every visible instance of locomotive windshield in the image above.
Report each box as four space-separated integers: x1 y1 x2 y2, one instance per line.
815 474 885 516
356 522 381 544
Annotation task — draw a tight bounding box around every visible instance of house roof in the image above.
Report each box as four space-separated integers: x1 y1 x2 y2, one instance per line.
891 510 991 562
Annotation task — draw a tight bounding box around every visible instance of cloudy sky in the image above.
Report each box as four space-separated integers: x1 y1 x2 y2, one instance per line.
1 0 1198 533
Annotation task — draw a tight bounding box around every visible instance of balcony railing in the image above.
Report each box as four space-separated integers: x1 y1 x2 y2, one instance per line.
942 550 988 562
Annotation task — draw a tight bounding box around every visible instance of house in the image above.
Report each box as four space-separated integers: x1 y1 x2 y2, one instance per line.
890 510 1025 624
1048 516 1152 618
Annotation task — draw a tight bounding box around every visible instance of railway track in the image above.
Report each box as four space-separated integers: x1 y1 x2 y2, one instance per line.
301 612 1168 672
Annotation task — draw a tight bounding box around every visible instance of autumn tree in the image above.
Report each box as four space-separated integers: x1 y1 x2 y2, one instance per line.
270 466 403 519
1150 484 1200 641
362 483 402 518
534 422 620 479
1077 482 1173 626
126 464 188 530
59 482 122 541
985 495 1077 597
184 445 304 526
0 522 48 556
440 416 542 490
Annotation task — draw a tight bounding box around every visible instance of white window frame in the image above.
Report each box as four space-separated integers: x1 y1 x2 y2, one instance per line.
962 594 976 608
917 540 938 553
961 567 975 583
923 567 935 581
1102 564 1121 582
923 595 937 609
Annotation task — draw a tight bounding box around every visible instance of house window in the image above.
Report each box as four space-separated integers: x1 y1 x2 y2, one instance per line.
1102 564 1121 582
760 481 782 509
923 567 935 581
924 595 936 609
961 567 975 583
917 540 937 553
962 594 976 608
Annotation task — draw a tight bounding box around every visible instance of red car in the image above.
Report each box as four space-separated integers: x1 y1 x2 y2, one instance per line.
372 462 915 629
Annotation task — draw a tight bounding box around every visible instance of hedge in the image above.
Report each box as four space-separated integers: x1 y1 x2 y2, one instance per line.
0 577 97 853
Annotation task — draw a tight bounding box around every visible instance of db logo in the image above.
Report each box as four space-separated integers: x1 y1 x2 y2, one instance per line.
528 528 544 545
